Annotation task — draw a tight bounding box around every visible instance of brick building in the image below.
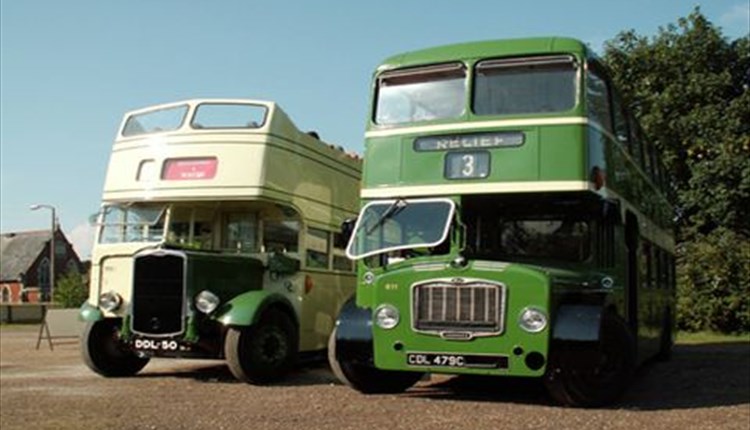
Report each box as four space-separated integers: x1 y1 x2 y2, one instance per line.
0 228 83 303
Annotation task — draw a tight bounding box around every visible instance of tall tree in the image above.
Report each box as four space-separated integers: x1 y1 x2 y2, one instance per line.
603 8 750 332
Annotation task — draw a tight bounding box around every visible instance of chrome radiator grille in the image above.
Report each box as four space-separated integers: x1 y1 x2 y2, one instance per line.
131 252 185 336
412 280 505 335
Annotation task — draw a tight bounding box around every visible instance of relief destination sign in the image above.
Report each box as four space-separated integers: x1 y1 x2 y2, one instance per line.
414 131 524 152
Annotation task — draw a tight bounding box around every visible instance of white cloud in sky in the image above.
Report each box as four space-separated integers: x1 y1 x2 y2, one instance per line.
68 222 95 260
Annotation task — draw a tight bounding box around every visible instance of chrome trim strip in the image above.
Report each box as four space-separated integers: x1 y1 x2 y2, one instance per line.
362 180 592 199
366 116 590 138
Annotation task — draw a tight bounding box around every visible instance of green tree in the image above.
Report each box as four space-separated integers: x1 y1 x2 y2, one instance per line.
603 8 750 333
54 271 89 308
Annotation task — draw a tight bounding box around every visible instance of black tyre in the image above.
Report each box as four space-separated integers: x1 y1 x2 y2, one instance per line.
224 310 298 384
81 319 149 377
544 314 635 407
327 327 423 394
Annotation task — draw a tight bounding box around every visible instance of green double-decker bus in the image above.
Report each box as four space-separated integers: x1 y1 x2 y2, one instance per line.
329 37 676 407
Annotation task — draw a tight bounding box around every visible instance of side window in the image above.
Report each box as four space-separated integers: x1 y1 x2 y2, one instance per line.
658 248 669 289
38 257 50 290
586 67 613 133
640 240 653 288
596 220 615 268
612 94 630 147
631 123 650 176
333 232 353 272
223 212 258 252
643 139 654 182
306 228 330 269
169 206 215 250
264 219 299 254
66 259 79 275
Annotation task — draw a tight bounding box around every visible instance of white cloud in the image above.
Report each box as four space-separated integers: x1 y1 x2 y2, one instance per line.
68 222 95 260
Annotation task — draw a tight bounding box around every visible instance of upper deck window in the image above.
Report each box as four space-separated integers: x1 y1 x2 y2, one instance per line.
191 103 268 129
375 63 466 125
473 55 578 116
122 105 188 137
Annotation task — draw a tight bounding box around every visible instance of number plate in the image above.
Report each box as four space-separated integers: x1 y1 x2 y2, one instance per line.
132 338 191 352
406 353 508 369
444 151 490 179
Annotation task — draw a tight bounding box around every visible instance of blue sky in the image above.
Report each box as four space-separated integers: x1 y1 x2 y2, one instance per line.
1 0 748 258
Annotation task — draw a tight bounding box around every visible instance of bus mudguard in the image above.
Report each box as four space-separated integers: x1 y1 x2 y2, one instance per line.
335 297 374 364
79 302 103 322
215 290 297 327
552 304 603 342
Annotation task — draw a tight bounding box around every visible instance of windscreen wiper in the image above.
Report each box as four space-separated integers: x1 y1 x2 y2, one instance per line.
366 198 407 235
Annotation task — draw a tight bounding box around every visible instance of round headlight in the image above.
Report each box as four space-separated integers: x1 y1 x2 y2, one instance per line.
99 291 122 312
519 307 548 333
195 290 220 314
374 304 400 330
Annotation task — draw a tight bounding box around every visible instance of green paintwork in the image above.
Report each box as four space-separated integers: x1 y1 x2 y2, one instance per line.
185 251 265 302
370 262 551 376
363 125 587 189
352 37 676 376
376 37 590 75
215 289 292 327
79 302 103 322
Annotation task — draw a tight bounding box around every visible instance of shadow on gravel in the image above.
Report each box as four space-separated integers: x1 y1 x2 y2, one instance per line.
407 342 750 410
619 342 750 410
135 360 337 387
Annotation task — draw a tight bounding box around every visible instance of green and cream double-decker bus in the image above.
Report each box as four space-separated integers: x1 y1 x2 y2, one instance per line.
329 38 675 406
80 99 361 384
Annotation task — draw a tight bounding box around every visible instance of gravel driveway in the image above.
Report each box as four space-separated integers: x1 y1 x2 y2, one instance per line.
1 325 748 430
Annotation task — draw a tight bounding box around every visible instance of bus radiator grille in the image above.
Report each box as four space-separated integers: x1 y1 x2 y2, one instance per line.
131 253 186 336
412 281 505 335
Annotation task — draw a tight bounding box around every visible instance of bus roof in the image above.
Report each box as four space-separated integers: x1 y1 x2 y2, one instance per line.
376 37 591 73
103 99 361 228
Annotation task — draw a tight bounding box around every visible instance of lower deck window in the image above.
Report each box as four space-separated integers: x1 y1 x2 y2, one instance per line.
464 194 595 263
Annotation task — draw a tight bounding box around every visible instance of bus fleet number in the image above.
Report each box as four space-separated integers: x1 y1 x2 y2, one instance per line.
444 152 489 179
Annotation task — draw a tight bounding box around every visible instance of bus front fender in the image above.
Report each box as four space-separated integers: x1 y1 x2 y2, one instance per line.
79 302 103 322
552 304 603 342
334 297 373 364
214 290 296 327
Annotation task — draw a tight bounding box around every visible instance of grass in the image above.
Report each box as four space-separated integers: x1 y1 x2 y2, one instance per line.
676 330 750 344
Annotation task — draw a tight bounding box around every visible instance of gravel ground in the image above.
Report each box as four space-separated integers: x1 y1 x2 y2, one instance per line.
1 325 748 430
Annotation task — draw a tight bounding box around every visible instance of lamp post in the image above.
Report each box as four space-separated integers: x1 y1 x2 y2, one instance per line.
30 204 56 302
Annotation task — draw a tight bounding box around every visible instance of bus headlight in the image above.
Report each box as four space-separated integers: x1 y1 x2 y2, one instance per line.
374 304 400 329
99 291 123 312
519 307 548 333
195 290 220 314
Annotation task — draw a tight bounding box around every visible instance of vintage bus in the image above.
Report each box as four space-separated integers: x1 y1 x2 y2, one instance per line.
329 38 676 406
80 99 361 384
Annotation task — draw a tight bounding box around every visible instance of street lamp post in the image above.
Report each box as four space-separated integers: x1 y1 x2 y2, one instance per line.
30 204 56 302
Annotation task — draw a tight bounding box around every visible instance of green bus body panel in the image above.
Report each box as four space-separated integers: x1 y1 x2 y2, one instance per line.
376 37 589 74
184 251 264 303
363 125 586 189
215 290 292 327
368 263 551 376
79 302 103 322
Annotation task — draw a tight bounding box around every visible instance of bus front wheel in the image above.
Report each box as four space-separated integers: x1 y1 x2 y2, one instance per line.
224 310 297 384
544 313 635 407
328 327 423 394
81 319 149 377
